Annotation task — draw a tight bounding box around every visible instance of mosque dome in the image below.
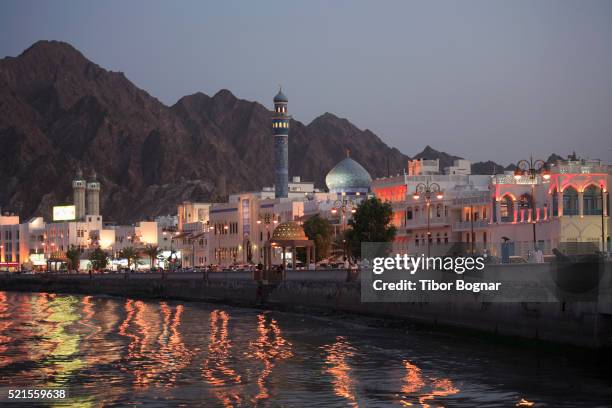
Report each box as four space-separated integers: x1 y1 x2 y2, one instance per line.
325 157 372 194
272 221 308 241
274 89 288 103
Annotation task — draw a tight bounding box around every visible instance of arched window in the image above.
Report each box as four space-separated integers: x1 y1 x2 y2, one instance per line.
436 204 442 217
583 185 602 215
552 188 558 217
563 186 578 216
500 195 514 222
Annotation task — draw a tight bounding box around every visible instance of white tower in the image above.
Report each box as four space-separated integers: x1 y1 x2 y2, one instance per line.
72 169 86 220
86 171 100 216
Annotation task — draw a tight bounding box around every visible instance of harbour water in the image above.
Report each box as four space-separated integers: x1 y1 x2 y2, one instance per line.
0 291 611 407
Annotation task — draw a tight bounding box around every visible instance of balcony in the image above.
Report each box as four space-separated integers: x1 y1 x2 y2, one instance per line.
452 220 489 231
405 216 451 228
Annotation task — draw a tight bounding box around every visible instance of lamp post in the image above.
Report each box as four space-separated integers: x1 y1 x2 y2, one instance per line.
413 179 443 257
166 232 176 272
470 204 474 255
601 184 607 254
514 156 550 252
331 194 357 234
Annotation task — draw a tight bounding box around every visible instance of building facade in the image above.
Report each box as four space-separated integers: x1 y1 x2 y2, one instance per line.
372 156 610 259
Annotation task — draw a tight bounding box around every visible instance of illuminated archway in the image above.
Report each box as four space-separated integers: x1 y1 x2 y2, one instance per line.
582 185 602 215
500 195 514 222
563 186 578 216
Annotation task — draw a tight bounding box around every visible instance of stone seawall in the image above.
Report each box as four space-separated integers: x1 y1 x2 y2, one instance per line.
2 266 612 348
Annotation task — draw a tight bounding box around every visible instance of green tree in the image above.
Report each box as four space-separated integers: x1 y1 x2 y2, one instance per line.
143 245 160 270
65 245 81 272
344 197 396 260
118 246 139 270
88 247 109 271
303 214 333 262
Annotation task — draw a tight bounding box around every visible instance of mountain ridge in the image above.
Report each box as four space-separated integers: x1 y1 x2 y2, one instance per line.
0 41 564 222
0 41 410 221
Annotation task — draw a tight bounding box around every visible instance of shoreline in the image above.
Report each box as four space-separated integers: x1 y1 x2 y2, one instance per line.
2 274 611 358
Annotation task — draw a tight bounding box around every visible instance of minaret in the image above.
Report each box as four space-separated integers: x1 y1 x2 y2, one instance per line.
72 169 86 220
272 86 289 198
86 171 100 216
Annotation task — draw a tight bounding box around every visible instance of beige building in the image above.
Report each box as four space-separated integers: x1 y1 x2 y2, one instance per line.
177 202 212 231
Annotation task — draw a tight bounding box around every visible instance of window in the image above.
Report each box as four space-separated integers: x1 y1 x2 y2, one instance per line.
406 208 413 220
563 187 578 216
552 189 559 216
500 195 514 222
583 185 602 215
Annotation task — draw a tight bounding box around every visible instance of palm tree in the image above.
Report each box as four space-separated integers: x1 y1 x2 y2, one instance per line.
65 245 81 272
118 246 138 270
143 244 160 271
88 247 109 271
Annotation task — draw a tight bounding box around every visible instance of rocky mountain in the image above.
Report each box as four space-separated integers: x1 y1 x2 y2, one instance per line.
471 161 506 175
0 41 570 222
0 41 410 222
411 145 462 170
411 145 502 175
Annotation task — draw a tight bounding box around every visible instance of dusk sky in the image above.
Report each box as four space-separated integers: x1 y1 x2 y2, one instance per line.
1 0 611 164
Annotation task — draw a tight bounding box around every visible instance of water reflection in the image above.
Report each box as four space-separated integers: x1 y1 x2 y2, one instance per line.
202 309 242 407
0 292 610 407
155 303 193 386
401 360 425 396
0 292 11 366
418 378 460 408
321 336 359 407
246 313 293 404
398 360 459 407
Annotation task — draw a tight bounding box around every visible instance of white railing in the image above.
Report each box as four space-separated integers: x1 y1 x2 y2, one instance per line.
406 216 452 228
452 220 489 231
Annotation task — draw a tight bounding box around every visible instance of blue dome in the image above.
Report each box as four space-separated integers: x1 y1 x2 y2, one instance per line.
274 89 288 103
325 158 372 194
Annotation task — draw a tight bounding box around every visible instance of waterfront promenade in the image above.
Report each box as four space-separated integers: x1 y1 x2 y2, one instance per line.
2 262 612 349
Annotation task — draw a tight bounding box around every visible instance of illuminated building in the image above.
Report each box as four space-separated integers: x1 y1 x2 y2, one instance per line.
325 153 372 195
373 155 610 258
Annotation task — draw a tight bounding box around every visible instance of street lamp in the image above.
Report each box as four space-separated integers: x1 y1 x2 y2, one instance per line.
601 184 607 253
331 197 357 233
413 179 443 257
514 156 549 252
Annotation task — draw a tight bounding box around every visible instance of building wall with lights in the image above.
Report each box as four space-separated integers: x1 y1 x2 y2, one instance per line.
374 157 610 258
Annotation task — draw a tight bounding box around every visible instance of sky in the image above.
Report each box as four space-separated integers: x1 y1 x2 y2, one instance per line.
1 0 611 165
